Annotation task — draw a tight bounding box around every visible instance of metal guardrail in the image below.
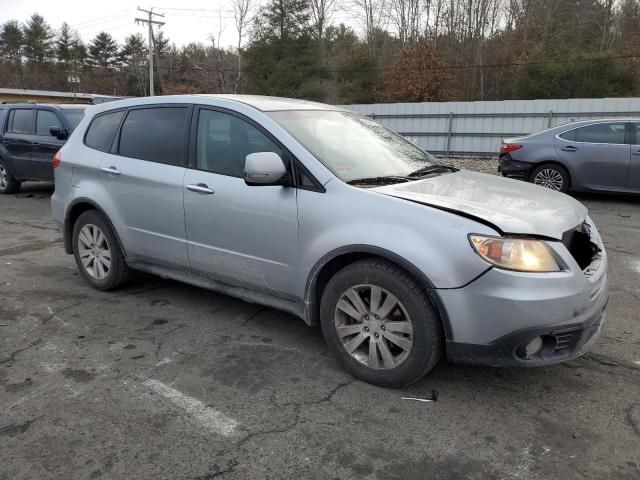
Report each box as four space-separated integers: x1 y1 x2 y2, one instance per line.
367 110 640 156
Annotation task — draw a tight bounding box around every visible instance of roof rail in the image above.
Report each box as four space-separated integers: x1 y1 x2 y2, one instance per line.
1 100 37 104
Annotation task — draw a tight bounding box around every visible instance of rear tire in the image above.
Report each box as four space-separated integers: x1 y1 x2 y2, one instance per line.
0 160 20 194
320 259 442 388
72 210 131 291
530 163 570 193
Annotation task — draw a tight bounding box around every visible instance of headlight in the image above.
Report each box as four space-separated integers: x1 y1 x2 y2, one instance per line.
468 235 561 272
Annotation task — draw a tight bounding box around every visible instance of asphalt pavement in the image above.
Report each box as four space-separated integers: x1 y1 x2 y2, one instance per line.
1 182 639 480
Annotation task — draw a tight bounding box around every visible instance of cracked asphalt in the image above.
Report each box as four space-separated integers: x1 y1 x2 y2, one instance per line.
1 181 639 480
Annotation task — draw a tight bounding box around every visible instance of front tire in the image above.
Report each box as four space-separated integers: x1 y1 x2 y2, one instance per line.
530 163 570 193
72 210 131 291
0 160 20 194
320 259 443 388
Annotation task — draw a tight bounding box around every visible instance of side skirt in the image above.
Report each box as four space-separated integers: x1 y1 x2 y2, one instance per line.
128 260 306 321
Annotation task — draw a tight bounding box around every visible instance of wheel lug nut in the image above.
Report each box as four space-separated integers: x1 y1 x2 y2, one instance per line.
364 315 369 320
381 325 385 331
374 333 380 338
364 326 369 332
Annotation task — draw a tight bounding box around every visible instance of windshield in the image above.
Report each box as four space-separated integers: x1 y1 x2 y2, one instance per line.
268 110 441 182
62 109 86 130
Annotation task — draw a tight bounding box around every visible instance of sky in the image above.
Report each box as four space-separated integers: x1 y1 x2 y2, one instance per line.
0 0 358 51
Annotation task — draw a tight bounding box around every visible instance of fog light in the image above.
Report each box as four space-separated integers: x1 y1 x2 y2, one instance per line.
525 336 544 357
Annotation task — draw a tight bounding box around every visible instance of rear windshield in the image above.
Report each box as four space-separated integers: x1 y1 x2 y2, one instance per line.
62 109 86 130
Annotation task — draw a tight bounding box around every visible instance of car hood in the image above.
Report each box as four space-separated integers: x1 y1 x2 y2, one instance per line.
371 170 587 239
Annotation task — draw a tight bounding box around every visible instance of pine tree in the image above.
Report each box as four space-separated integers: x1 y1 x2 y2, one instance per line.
23 14 53 64
244 0 327 99
88 32 119 68
0 21 24 85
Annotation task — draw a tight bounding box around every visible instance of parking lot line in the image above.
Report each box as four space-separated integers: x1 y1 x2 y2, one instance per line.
143 379 238 436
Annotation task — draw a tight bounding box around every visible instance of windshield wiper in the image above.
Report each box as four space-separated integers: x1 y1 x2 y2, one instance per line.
408 164 459 178
347 176 411 186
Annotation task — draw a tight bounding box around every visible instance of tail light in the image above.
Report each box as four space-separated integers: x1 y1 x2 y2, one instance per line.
499 144 523 157
52 151 61 169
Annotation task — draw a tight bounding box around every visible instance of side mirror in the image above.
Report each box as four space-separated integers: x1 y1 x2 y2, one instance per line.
244 152 288 186
49 126 68 140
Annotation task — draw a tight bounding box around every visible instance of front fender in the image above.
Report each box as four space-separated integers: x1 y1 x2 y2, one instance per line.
296 181 495 295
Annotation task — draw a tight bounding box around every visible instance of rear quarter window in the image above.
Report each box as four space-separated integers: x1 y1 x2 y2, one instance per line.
85 110 126 152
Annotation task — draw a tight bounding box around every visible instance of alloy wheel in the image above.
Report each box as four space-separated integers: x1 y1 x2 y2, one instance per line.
533 168 564 191
77 224 112 280
0 166 7 190
334 284 414 370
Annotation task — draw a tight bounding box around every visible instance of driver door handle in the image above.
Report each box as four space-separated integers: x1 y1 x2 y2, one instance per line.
633 150 640 156
561 146 578 152
187 183 215 194
101 166 121 175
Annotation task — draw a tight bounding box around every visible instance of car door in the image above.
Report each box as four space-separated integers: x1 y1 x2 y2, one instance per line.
183 106 299 299
31 109 65 181
97 105 192 269
2 108 35 179
628 122 640 191
555 121 630 190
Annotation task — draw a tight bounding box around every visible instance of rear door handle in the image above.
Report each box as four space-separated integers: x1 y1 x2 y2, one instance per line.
633 150 640 156
561 146 578 152
101 166 121 175
187 183 214 194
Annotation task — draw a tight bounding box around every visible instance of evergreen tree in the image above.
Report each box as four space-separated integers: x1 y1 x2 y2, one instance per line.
0 21 24 68
88 32 119 68
244 0 327 100
0 20 24 85
23 14 53 64
120 34 148 95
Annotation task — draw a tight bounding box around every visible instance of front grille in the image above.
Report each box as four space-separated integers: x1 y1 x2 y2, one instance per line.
562 222 599 270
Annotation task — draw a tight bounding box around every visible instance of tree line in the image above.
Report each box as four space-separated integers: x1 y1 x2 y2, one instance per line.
1 0 639 104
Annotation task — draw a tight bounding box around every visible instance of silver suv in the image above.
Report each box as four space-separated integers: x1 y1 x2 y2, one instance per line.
52 95 608 387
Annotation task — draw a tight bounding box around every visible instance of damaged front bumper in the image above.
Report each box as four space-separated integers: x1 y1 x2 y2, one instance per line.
437 220 608 368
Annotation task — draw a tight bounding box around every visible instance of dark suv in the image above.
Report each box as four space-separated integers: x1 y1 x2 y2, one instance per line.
0 103 85 193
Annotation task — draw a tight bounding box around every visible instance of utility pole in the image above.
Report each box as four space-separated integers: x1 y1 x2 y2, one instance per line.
135 7 165 96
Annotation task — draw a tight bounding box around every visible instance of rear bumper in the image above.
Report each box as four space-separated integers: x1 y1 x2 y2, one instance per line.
499 156 533 181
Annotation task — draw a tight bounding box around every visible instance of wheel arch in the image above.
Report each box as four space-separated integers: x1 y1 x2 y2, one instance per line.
530 160 572 188
303 245 453 340
64 198 127 257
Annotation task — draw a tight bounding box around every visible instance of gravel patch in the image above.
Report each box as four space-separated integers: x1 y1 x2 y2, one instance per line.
439 157 500 175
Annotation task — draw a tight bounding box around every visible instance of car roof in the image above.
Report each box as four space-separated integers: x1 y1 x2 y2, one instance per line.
0 103 86 110
88 94 345 114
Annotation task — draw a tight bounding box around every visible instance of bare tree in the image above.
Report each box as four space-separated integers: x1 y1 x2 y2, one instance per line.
310 0 337 40
232 0 255 93
388 0 423 44
352 0 388 51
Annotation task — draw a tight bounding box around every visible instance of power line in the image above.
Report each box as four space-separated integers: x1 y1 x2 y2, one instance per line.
70 9 133 28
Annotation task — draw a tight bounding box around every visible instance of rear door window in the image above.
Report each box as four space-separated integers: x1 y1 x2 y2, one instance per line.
36 110 62 136
85 110 126 152
561 123 627 144
8 109 34 135
118 107 188 166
